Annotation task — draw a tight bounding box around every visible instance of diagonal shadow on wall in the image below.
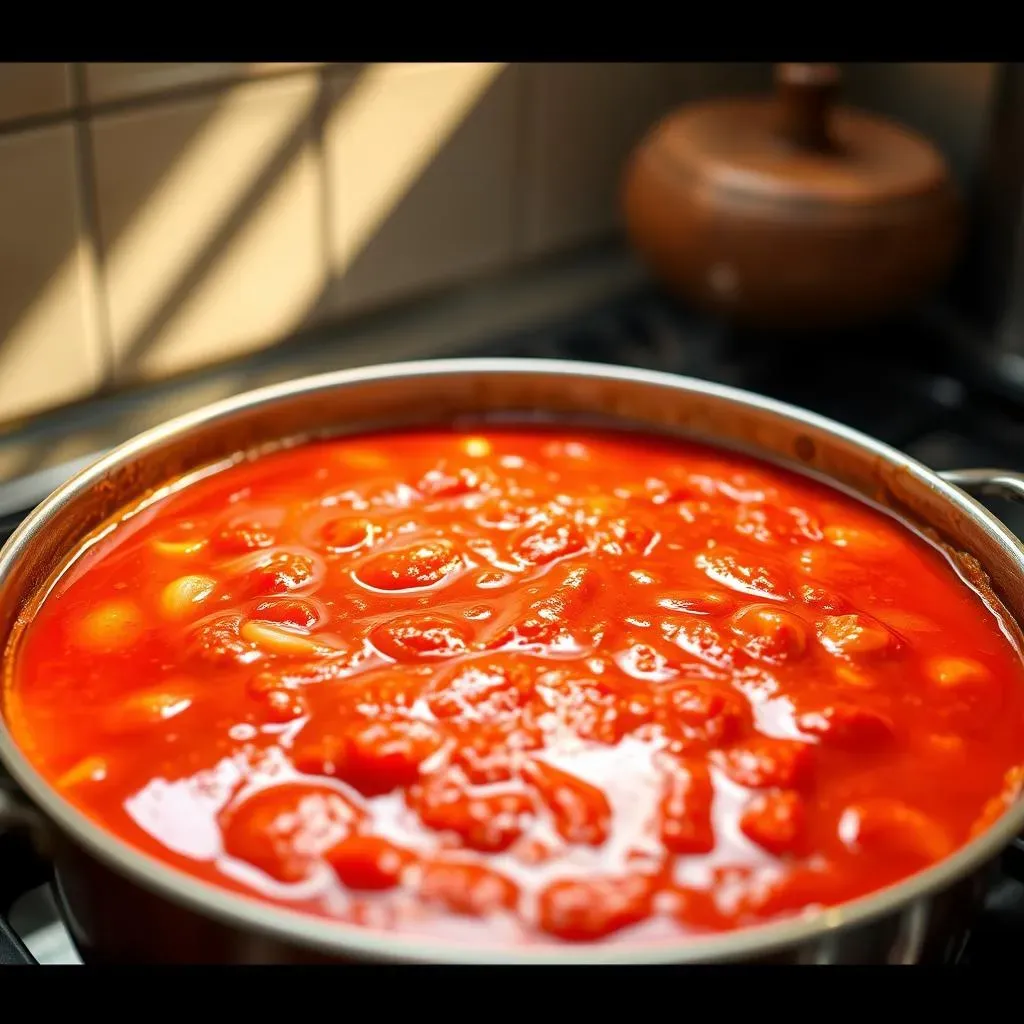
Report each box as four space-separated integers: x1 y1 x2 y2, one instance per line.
110 63 511 377
0 79 233 476
0 63 513 478
106 67 360 375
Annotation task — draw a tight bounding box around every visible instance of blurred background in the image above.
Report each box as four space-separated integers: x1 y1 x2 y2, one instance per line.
0 61 1013 486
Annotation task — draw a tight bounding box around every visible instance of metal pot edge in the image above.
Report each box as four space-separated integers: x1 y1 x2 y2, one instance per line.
1 356 1022 964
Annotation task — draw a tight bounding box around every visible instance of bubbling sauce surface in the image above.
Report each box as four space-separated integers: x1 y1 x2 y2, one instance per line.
6 427 1024 946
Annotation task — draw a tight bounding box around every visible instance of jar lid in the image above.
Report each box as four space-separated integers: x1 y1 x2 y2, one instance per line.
646 64 950 211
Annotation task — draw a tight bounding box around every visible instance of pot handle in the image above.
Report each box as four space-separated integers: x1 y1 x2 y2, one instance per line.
939 468 1024 503
0 786 45 965
0 915 33 966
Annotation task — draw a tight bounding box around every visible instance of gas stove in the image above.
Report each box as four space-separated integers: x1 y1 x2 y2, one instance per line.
2 284 1023 964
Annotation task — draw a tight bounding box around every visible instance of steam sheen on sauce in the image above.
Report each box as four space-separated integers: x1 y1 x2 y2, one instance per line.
5 427 1024 946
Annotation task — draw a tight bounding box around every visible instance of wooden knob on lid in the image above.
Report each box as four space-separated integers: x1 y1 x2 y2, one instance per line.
621 63 962 330
774 63 840 152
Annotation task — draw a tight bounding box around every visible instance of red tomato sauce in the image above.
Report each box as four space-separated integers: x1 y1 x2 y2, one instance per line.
5 426 1024 946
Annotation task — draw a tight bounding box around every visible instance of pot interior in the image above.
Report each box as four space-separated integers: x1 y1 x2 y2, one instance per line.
2 358 1024 964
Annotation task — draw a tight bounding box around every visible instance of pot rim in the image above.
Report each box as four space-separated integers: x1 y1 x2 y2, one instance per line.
1 356 1022 964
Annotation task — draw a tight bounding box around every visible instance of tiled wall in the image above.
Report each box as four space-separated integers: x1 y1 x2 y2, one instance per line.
0 61 774 426
2 62 996 430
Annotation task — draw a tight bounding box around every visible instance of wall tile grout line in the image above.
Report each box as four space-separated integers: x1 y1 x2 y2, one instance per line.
68 62 115 389
312 66 335 300
0 62 337 141
508 62 534 267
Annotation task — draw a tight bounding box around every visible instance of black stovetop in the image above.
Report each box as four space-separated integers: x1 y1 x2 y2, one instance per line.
2 286 1023 964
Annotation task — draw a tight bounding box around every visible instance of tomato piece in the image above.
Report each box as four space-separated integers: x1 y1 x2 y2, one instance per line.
734 503 821 546
370 613 470 662
655 681 751 747
741 860 853 919
211 519 276 556
252 598 321 631
521 758 611 846
926 656 990 691
695 548 790 600
601 674 659 735
537 875 655 941
319 516 378 553
326 835 415 891
319 666 431 716
419 860 519 917
670 886 732 932
150 521 207 558
617 642 674 682
511 837 557 865
426 656 534 720
793 544 872 587
657 590 735 615
512 519 587 566
71 600 145 654
713 737 815 790
816 614 896 658
220 782 365 883
448 718 544 785
822 524 896 559
238 551 318 598
798 584 849 614
259 688 309 723
102 685 194 735
838 798 954 867
293 717 444 796
475 495 539 531
739 790 807 856
532 669 634 745
410 774 534 853
159 575 217 621
924 656 1002 728
495 565 603 646
795 703 893 750
239 620 337 658
418 465 494 498
662 617 738 670
658 756 715 854
189 612 254 663
595 517 658 557
729 604 808 662
357 540 463 591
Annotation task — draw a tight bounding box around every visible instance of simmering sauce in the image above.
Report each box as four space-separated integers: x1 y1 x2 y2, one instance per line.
5 426 1024 946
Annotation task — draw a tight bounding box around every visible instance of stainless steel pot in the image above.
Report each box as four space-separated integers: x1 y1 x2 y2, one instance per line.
2 357 1024 965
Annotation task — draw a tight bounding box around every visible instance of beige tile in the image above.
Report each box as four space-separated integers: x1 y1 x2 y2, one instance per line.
0 125 104 423
83 62 322 105
0 63 72 124
92 74 327 382
519 62 771 256
321 62 518 318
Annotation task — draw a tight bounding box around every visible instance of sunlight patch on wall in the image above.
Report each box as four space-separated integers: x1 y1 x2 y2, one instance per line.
0 125 104 423
0 234 101 419
99 74 323 379
327 62 506 275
